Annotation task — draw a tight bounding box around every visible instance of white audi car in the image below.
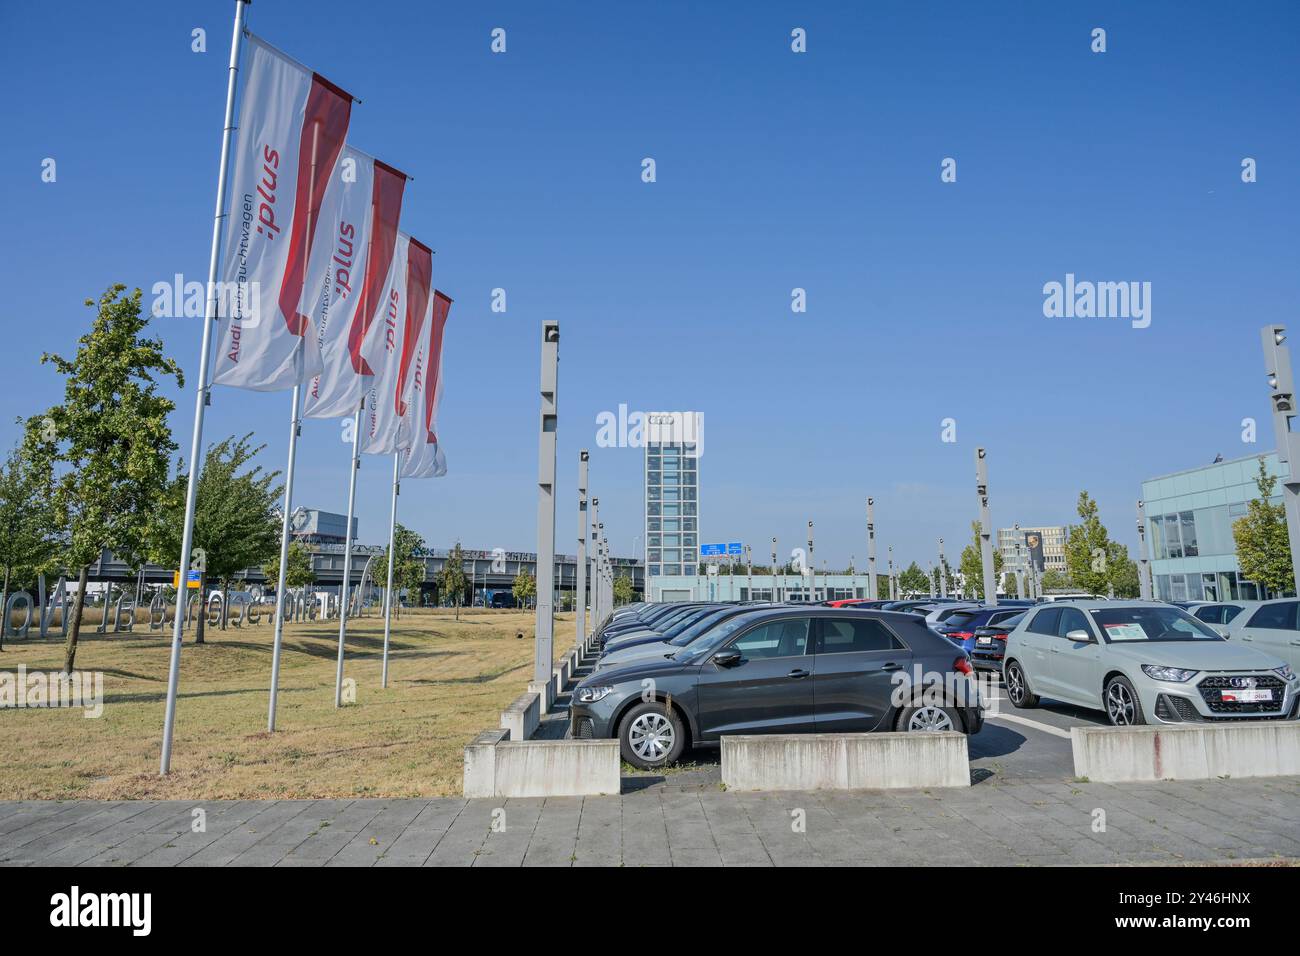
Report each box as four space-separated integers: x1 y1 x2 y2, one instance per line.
1003 601 1298 725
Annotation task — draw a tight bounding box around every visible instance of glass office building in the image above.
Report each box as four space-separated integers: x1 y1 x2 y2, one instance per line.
644 413 700 579
1141 451 1292 602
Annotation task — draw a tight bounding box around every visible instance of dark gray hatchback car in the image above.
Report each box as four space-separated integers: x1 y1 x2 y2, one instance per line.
570 606 985 769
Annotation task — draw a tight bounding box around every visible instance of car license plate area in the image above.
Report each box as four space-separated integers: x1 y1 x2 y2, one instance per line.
1220 689 1272 703
977 636 992 646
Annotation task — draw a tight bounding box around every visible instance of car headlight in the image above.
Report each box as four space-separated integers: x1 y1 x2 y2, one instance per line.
1275 664 1296 682
575 684 613 703
1140 664 1197 683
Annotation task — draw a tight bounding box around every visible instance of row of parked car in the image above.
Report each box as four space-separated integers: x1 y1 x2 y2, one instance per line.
569 595 1300 768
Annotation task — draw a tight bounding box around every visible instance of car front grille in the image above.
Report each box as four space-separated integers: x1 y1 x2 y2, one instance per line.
573 716 595 739
1196 674 1287 714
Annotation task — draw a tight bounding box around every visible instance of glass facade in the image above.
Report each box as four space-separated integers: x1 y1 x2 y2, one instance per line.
645 425 700 578
1141 452 1292 602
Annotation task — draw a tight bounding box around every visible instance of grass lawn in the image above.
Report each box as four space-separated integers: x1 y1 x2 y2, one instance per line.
0 608 575 800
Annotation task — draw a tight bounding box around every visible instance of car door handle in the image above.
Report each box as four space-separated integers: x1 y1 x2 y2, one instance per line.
1290 641 1300 647
878 662 903 672
787 668 810 679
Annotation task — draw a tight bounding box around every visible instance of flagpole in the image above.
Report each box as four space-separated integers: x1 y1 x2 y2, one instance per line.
381 452 400 688
160 0 250 775
333 402 362 707
267 384 303 731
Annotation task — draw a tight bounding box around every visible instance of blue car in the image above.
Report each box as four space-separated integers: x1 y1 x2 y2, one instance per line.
936 605 1030 654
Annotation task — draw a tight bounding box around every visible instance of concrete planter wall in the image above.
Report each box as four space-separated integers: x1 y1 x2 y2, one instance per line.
722 731 970 791
1071 723 1300 783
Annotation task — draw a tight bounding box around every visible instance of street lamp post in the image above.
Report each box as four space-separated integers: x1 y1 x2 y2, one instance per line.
806 521 815 603
533 320 559 685
976 447 998 606
866 498 878 600
1136 500 1153 600
1262 325 1300 595
771 537 778 602
938 537 948 598
576 450 588 650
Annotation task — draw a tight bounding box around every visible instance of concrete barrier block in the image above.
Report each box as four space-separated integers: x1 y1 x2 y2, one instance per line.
527 674 557 714
721 732 970 791
492 740 621 797
1071 723 1300 783
463 728 509 797
553 657 570 690
499 692 541 741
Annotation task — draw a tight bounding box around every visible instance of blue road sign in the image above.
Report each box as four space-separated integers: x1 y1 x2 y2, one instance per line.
700 543 725 556
726 542 743 556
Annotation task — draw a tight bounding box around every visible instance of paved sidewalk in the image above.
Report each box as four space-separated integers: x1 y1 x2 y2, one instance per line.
3 776 1299 866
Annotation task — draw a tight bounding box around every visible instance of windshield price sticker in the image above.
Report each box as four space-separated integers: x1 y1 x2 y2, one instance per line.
1103 623 1147 641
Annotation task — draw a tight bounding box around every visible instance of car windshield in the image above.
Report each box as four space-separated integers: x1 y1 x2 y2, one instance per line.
674 611 770 661
943 611 979 628
669 608 736 646
661 608 719 638
1089 606 1222 642
989 612 1024 630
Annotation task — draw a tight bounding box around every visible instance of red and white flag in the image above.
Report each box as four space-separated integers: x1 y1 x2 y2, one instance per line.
302 148 407 419
212 35 352 392
360 235 432 454
400 291 452 478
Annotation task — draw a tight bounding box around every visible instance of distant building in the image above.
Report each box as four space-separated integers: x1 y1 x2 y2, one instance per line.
289 508 357 545
644 412 702 579
1141 452 1292 602
998 525 1070 580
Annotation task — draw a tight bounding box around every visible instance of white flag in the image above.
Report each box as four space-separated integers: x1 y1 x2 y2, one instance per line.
302 150 407 419
360 236 432 455
212 35 352 392
400 290 452 478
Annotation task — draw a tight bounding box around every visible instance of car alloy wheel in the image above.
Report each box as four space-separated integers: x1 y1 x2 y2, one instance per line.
1106 681 1136 725
628 711 675 762
906 706 954 732
1006 664 1026 704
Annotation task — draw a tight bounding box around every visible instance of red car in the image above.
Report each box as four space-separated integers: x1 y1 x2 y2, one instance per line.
823 598 894 609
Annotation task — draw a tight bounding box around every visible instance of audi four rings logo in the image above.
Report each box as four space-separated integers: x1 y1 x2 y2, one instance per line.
1229 677 1256 688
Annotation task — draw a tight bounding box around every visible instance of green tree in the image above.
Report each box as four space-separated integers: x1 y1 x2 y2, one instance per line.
263 541 315 591
512 569 536 608
149 434 281 642
1233 458 1295 596
958 521 1004 600
1065 492 1120 596
1107 544 1141 599
1039 569 1073 593
0 443 59 650
898 561 929 596
438 542 469 618
376 523 425 611
29 285 183 672
613 573 635 606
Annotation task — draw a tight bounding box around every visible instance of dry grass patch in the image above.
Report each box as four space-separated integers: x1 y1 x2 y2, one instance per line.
0 608 574 800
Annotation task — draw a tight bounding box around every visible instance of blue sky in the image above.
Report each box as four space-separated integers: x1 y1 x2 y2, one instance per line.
2 0 1297 571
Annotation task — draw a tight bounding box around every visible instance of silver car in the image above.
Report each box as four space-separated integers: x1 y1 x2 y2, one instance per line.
1003 601 1298 725
1224 599 1300 668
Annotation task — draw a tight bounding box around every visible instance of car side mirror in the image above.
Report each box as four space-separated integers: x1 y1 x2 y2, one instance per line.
1065 629 1093 644
713 650 742 667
